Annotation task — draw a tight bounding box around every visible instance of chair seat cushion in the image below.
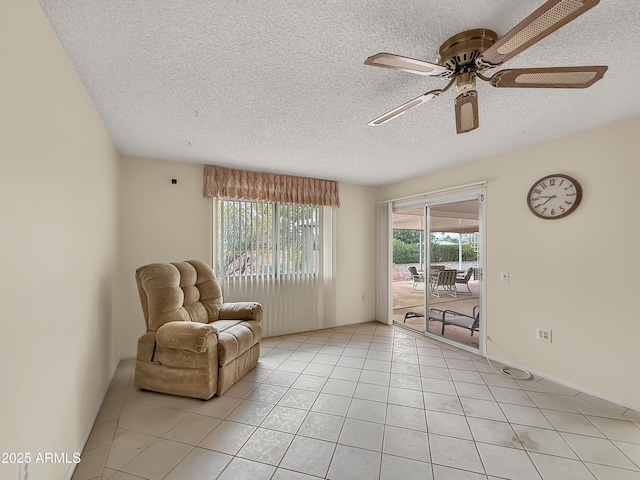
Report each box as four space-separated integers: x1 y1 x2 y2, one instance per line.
214 319 262 366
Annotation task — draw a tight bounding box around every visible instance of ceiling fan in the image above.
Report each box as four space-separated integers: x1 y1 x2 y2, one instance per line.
364 0 608 134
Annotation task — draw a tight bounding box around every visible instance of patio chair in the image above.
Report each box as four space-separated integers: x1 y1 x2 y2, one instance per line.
408 266 425 292
403 311 421 323
430 305 480 336
456 267 474 295
403 306 479 336
429 269 458 297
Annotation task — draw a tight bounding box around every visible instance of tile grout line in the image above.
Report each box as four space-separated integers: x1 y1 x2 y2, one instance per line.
81 324 640 480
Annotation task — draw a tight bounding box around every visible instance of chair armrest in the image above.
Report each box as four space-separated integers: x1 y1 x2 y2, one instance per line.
156 322 218 353
219 302 263 322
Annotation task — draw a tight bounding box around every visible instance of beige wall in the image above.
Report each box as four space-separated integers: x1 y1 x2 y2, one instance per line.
118 157 213 356
117 157 378 354
335 184 377 326
0 1 120 479
378 116 640 409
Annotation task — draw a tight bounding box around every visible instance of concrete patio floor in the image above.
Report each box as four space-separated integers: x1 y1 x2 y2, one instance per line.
393 276 480 348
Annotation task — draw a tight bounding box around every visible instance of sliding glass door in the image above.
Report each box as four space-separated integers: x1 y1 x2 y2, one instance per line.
391 206 427 330
390 185 485 353
426 200 481 349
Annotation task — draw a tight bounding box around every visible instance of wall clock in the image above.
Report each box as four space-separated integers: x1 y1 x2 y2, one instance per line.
527 174 582 219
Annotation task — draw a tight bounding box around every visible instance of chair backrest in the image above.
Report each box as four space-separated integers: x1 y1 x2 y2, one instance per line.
135 260 223 331
460 267 474 282
438 269 458 286
408 266 419 278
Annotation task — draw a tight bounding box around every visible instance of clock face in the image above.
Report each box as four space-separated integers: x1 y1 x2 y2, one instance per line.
527 174 582 219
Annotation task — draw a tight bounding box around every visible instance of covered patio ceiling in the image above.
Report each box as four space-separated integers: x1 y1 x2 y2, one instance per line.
393 200 479 234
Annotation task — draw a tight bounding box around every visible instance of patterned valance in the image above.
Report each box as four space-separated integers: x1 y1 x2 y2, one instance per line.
203 165 340 207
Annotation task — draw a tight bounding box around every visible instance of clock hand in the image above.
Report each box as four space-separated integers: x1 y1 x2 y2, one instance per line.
540 195 557 206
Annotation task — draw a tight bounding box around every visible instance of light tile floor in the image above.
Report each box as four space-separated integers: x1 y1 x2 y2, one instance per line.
73 322 640 480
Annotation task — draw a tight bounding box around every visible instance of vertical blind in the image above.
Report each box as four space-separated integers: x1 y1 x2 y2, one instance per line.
207 164 337 337
217 199 319 279
217 199 273 278
277 203 319 275
216 200 330 337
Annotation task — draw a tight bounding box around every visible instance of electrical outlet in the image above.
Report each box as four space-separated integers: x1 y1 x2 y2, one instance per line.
500 271 509 283
536 327 552 343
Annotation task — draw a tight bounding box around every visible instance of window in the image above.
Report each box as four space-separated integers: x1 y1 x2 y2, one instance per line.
216 199 320 278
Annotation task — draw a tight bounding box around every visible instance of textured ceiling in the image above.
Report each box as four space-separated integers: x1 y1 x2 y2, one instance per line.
38 0 640 186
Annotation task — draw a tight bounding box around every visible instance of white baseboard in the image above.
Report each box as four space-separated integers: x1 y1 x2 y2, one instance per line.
486 353 640 413
64 359 121 480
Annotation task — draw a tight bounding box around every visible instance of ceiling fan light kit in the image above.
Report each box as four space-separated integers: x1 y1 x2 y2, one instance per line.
455 91 479 134
364 0 608 134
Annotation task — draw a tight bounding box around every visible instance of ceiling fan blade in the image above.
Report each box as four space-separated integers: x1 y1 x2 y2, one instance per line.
364 52 452 77
489 66 608 88
455 91 479 134
368 90 442 126
480 0 600 66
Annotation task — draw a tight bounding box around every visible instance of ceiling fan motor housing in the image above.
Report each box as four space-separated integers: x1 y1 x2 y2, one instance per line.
437 28 499 71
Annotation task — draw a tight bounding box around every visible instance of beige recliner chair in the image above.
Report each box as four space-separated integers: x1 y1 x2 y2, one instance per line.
134 260 262 399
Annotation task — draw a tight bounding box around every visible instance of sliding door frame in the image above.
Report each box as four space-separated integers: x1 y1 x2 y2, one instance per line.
376 202 393 326
379 182 487 355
